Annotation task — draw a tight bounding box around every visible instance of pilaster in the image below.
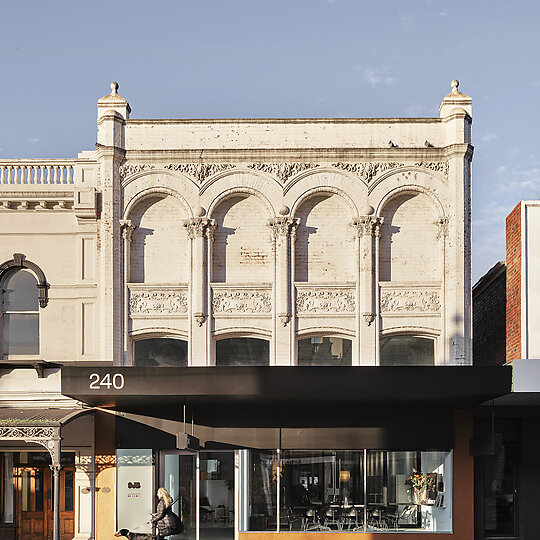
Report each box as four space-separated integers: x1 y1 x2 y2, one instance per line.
184 215 215 366
268 214 298 366
352 215 383 366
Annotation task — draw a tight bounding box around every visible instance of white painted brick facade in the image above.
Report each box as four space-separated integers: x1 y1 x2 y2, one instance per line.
0 82 473 367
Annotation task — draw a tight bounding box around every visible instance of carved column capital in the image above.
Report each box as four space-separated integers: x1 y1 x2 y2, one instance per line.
183 218 216 239
268 217 299 238
119 219 135 242
351 216 384 237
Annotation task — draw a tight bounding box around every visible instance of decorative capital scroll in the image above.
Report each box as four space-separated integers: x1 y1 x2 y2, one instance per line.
165 163 235 183
268 217 299 238
183 218 216 239
436 217 449 240
119 164 155 178
350 216 384 237
247 163 317 183
278 313 291 327
362 313 375 326
194 312 206 326
119 219 135 241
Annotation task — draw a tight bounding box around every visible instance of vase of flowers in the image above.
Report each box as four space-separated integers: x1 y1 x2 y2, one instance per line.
405 471 427 504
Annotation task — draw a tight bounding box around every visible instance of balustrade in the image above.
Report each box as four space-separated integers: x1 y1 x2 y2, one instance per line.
0 161 75 186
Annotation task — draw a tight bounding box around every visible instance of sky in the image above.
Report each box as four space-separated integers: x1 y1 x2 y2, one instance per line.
1 0 539 283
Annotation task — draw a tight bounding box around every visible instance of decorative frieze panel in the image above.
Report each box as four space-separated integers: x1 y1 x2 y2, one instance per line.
380 288 441 314
129 287 188 317
247 162 317 183
0 426 56 439
212 288 272 315
165 163 235 182
296 288 356 315
332 161 449 182
119 164 155 178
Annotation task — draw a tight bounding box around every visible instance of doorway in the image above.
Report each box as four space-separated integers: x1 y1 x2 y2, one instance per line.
14 464 74 540
160 451 235 540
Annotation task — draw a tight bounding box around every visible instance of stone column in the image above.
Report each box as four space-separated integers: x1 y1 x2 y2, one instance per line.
352 216 383 366
184 215 215 366
268 214 298 365
120 220 135 365
96 83 130 365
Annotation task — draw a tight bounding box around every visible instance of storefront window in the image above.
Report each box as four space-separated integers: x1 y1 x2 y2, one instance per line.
216 338 269 366
380 336 435 366
239 449 451 533
239 450 277 531
297 337 352 366
366 450 452 532
133 338 187 367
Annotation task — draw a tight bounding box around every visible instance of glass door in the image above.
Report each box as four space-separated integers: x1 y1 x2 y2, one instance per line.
160 452 196 540
199 452 235 540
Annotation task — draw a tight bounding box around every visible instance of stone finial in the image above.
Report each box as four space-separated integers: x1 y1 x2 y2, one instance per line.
439 79 472 118
97 81 131 121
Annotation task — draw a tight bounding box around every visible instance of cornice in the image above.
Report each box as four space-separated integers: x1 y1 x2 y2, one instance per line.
444 143 474 160
123 147 449 162
125 117 444 126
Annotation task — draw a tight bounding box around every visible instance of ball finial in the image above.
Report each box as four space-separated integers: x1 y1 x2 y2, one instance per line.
278 205 290 216
451 80 459 93
194 206 206 217
110 82 119 95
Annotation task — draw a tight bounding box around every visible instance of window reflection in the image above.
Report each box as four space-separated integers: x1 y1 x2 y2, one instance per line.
380 336 435 366
216 338 269 366
133 338 187 367
298 337 352 366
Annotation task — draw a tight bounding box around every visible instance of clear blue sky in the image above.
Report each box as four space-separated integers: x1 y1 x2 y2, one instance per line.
1 0 538 282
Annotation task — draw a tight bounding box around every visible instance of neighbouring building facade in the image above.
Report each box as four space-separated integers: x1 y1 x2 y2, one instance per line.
473 201 540 540
0 82 510 540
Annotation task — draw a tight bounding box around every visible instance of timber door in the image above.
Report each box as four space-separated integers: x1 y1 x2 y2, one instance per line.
14 466 75 540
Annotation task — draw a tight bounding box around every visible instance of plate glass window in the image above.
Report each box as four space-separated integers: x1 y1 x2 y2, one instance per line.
1 269 39 356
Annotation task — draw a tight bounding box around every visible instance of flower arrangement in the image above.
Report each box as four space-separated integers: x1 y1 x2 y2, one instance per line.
405 471 427 504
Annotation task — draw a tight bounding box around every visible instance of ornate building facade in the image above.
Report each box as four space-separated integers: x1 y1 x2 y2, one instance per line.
0 82 511 540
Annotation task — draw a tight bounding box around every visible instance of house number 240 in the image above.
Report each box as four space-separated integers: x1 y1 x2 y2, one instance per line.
89 373 125 390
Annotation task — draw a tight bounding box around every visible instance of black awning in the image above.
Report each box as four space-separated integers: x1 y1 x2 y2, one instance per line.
61 365 511 428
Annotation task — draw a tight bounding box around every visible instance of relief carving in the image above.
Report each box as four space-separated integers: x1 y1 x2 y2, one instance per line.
415 161 450 176
212 290 272 314
332 161 449 182
296 290 356 314
129 290 188 315
247 162 317 183
268 216 299 237
165 163 235 182
380 290 441 313
119 164 155 178
184 218 216 239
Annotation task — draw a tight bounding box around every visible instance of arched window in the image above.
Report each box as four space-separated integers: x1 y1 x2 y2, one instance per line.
380 335 435 366
215 338 269 366
133 338 188 367
297 336 352 366
1 269 40 356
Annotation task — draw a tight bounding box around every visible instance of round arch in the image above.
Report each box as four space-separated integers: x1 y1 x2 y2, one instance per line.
124 186 193 221
0 253 49 308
